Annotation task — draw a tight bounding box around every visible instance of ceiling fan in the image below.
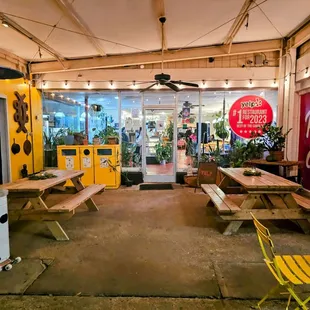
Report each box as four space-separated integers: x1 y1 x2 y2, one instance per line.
139 17 199 92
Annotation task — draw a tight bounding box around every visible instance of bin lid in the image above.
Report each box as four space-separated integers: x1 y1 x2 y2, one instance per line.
0 189 8 197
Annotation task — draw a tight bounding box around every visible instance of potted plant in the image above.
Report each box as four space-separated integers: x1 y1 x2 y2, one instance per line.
122 171 133 187
155 142 172 165
101 126 119 144
92 128 101 145
258 123 292 161
64 128 74 145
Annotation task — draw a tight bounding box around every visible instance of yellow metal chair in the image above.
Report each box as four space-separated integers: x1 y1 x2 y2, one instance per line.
251 212 310 310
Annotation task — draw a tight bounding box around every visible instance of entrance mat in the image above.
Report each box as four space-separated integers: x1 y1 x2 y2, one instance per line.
139 183 173 190
0 258 53 294
215 262 310 299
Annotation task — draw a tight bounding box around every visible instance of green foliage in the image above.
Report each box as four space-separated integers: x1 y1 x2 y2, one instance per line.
228 139 264 168
213 111 229 140
257 123 292 151
121 142 132 166
100 126 118 144
155 142 172 162
165 121 174 141
43 128 67 150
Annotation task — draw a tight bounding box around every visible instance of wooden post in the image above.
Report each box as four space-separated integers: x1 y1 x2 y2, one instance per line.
85 95 89 139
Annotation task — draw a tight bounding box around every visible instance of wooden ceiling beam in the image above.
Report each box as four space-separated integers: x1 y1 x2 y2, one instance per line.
223 0 254 53
30 39 281 74
53 0 106 56
0 13 65 67
287 21 310 49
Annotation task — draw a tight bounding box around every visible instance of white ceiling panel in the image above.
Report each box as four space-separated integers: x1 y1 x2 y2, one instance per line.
234 0 310 42
72 0 160 54
165 0 244 48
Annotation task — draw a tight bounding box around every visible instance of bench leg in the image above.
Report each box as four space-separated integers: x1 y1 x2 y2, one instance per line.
223 221 243 236
85 198 99 212
45 221 69 241
282 194 310 234
71 176 100 212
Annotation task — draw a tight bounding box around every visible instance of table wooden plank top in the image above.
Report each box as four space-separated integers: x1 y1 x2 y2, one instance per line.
0 170 84 192
219 167 301 191
245 159 301 167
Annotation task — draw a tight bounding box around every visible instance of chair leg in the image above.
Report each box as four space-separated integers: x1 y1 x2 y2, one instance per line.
257 283 282 309
286 285 309 310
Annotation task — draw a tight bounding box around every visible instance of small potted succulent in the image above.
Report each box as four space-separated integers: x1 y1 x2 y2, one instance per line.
258 123 292 161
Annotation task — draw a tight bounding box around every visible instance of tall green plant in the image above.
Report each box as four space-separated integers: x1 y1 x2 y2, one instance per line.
165 121 174 141
155 142 172 163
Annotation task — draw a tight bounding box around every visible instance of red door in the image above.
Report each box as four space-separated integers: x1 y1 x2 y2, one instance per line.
299 93 310 190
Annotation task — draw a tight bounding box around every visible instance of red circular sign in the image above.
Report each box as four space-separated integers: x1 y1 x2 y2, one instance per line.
228 95 273 139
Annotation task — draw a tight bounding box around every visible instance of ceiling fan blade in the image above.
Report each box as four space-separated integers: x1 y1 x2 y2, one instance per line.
140 83 157 92
126 81 154 86
165 82 180 92
170 80 199 87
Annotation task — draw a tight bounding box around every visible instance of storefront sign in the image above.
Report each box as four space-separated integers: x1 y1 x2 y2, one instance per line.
299 93 310 190
228 95 273 139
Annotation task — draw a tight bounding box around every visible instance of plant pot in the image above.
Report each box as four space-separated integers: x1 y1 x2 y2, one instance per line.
93 137 101 145
125 179 133 187
269 150 284 161
160 160 166 165
64 135 74 145
107 136 119 145
82 138 88 145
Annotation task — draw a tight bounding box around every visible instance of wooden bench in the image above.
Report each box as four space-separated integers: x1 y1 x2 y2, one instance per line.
48 184 105 213
201 184 241 214
292 193 310 212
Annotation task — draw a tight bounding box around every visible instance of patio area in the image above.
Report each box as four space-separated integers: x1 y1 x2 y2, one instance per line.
1 187 310 308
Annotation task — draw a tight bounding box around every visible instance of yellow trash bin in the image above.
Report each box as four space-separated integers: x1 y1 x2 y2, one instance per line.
94 145 120 189
79 145 94 186
57 145 80 186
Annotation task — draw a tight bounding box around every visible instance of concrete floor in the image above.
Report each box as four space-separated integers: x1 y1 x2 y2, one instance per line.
3 186 310 308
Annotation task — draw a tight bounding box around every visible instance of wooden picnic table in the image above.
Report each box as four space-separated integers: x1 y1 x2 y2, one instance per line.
207 167 310 235
0 170 105 241
244 159 302 180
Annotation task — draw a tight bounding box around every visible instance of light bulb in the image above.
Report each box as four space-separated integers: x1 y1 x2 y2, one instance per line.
248 79 253 88
109 80 116 89
305 67 309 77
224 79 229 88
201 80 207 88
131 81 137 89
2 21 9 28
87 81 92 89
64 80 69 89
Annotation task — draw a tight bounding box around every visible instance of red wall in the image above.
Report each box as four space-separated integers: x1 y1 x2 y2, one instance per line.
299 93 310 190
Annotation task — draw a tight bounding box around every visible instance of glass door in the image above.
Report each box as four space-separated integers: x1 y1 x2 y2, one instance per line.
143 107 176 182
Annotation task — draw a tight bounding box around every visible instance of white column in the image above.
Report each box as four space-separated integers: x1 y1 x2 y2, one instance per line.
282 48 300 160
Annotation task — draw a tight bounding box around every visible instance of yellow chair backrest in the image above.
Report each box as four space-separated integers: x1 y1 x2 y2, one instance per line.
250 213 286 284
251 212 275 262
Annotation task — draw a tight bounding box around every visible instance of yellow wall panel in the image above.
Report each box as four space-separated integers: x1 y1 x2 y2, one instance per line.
0 78 43 182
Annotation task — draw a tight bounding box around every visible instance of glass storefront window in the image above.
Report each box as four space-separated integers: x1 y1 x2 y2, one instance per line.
120 91 142 169
177 91 200 171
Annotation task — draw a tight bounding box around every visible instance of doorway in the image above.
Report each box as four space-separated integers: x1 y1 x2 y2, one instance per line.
143 107 176 183
0 98 10 184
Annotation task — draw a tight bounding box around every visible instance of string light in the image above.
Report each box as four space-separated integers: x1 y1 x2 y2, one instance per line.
86 80 92 89
59 95 64 99
224 79 229 88
109 80 116 89
51 93 55 97
64 80 69 89
201 80 207 88
248 79 253 88
42 80 46 87
272 78 277 87
305 67 309 77
2 20 9 28
131 80 137 89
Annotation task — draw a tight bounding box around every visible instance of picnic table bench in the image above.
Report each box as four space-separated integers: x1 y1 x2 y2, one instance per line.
202 167 310 235
0 170 105 241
